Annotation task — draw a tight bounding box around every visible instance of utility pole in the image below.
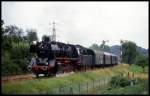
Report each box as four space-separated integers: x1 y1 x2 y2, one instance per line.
120 40 123 64
120 39 128 64
102 40 109 51
52 22 56 42
50 22 56 42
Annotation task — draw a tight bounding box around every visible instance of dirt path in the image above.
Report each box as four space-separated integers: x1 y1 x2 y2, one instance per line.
1 72 75 84
2 74 34 84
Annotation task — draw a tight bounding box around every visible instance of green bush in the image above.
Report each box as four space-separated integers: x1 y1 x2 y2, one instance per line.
1 23 35 75
134 54 148 72
2 42 30 75
110 76 130 87
129 65 143 73
105 78 148 94
2 62 22 75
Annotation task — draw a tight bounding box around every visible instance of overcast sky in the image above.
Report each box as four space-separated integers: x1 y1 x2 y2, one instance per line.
2 2 149 49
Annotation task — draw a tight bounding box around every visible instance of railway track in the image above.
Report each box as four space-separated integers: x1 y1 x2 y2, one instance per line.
1 72 75 84
1 65 114 84
2 74 34 84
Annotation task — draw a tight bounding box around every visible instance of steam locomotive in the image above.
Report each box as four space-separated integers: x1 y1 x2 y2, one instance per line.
28 37 119 77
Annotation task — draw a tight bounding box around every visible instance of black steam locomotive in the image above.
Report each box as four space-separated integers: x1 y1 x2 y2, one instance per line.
28 37 119 77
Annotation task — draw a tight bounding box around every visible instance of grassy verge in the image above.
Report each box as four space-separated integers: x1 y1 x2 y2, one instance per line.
129 64 144 73
2 64 148 94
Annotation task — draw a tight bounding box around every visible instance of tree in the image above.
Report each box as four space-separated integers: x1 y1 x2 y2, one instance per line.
1 21 38 75
1 20 4 25
4 25 20 45
122 41 137 64
89 43 110 52
89 43 99 50
1 22 12 50
1 20 4 42
5 25 19 36
134 54 148 72
16 28 24 45
99 44 110 52
26 29 38 44
1 20 4 36
42 35 50 42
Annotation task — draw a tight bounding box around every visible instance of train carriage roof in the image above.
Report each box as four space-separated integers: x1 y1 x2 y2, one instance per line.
93 50 118 57
104 52 118 56
93 50 104 54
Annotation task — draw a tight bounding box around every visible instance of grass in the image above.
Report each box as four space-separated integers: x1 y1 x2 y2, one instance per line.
129 64 144 73
2 64 149 94
144 66 149 73
2 71 110 94
95 78 148 95
90 64 149 95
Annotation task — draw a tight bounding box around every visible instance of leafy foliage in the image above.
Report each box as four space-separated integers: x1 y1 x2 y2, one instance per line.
99 44 110 52
89 43 99 50
104 77 148 95
26 29 38 44
89 43 110 52
110 76 131 87
1 20 37 75
134 54 148 72
122 41 137 64
128 64 143 73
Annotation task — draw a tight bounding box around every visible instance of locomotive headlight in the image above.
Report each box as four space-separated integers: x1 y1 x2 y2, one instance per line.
32 41 37 45
27 65 32 71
